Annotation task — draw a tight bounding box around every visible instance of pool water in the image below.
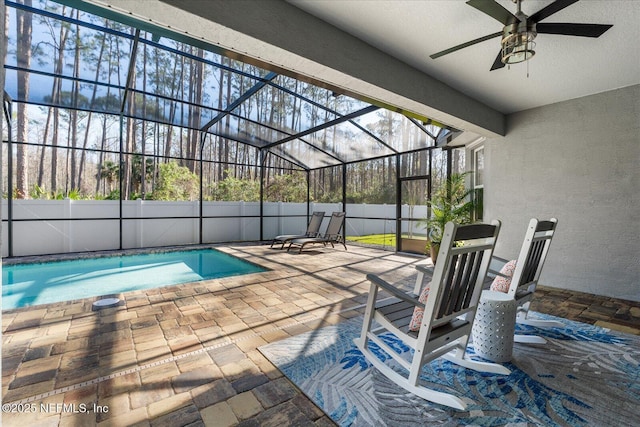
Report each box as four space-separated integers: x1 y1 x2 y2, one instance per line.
2 249 266 310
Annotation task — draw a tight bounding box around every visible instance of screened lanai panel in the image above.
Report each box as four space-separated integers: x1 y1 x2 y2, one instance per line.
272 74 372 116
424 123 446 140
132 41 263 111
229 81 340 136
209 115 291 148
128 91 226 129
350 109 437 152
151 37 272 81
40 0 136 40
202 136 262 165
4 4 131 86
269 139 342 170
301 121 396 164
4 69 125 114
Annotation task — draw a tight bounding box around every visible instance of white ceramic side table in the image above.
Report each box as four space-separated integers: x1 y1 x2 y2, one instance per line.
472 290 517 363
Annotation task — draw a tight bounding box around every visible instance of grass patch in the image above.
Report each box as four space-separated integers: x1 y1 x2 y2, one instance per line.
346 234 428 246
346 234 396 246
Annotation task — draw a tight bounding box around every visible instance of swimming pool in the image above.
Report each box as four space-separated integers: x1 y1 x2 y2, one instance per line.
2 249 266 310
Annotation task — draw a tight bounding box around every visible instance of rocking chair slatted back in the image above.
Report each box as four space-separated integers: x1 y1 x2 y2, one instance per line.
509 218 558 300
433 223 498 321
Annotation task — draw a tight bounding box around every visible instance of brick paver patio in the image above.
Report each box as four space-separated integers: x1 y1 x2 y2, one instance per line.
2 244 638 426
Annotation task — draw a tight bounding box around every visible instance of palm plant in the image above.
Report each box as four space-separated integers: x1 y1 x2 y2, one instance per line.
422 172 476 260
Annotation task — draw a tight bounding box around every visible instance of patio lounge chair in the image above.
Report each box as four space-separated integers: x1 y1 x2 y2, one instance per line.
355 220 509 410
487 218 561 344
270 211 325 249
287 211 346 253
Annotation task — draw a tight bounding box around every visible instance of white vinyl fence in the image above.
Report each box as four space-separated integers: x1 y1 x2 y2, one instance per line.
1 200 428 257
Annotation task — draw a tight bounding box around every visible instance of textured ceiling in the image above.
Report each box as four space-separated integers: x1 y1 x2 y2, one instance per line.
288 0 640 114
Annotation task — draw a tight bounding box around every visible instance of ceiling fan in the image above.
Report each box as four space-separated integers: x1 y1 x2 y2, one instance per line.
430 0 613 70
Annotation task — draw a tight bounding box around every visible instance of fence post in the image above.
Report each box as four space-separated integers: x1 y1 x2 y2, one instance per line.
64 198 72 252
201 200 207 243
278 201 283 235
193 200 199 244
240 201 245 241
137 199 144 248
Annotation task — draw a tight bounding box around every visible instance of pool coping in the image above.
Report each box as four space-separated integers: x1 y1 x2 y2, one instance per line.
1 242 268 265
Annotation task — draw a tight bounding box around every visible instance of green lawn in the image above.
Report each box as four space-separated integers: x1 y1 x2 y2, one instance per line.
346 234 396 246
346 234 428 246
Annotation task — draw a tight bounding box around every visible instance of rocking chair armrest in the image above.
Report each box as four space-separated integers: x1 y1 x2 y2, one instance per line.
365 274 424 309
415 264 434 276
487 269 510 278
493 255 509 263
488 255 511 278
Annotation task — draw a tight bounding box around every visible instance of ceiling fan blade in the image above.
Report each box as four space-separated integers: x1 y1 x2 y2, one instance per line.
466 0 519 25
430 31 502 59
537 23 613 37
529 0 579 23
490 50 505 71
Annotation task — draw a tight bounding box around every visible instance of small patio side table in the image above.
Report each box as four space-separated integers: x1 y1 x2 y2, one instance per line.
472 290 517 363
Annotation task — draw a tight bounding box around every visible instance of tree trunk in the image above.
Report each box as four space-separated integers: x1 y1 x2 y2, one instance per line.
140 40 147 198
165 51 181 160
37 107 53 189
51 108 59 193
77 12 103 193
15 0 33 199
95 116 107 195
49 6 69 194
216 58 225 181
70 13 81 191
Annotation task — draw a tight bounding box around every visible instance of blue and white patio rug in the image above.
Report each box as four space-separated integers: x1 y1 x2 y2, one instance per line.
259 313 640 426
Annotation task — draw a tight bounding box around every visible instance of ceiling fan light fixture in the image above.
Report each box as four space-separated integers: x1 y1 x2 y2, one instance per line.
501 18 537 65
501 32 536 64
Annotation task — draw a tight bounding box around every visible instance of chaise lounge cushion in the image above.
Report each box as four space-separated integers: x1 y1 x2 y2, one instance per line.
490 260 517 293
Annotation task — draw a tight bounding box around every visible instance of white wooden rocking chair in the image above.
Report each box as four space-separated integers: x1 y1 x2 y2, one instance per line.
488 218 561 344
355 220 510 410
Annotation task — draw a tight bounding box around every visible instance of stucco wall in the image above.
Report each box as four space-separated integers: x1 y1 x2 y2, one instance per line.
484 85 640 302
